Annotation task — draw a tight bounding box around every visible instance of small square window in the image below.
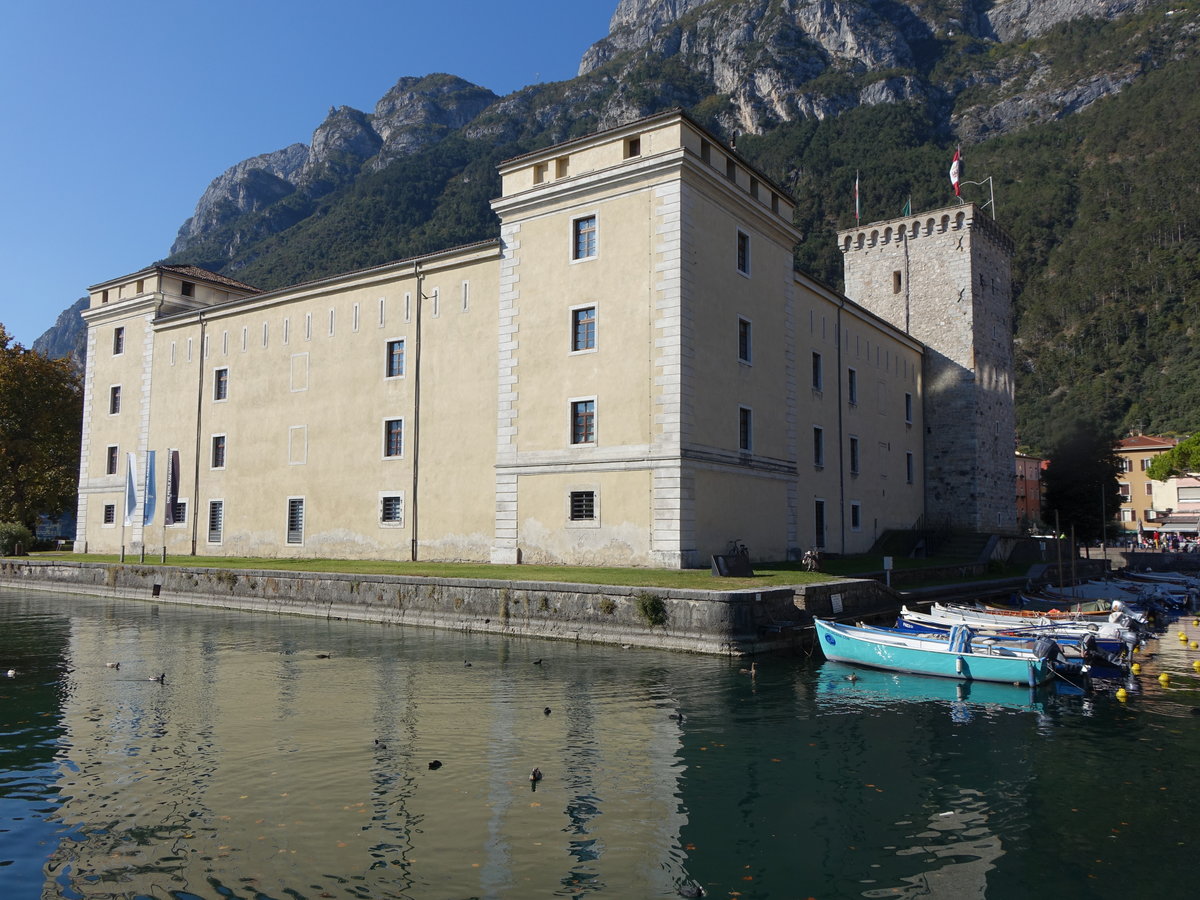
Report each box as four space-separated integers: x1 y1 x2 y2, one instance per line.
573 215 597 260
381 494 404 526
211 435 227 469
386 339 406 378
214 367 229 401
569 490 596 521
109 386 121 415
384 419 404 458
572 307 596 352
105 445 118 476
113 327 125 355
571 400 595 445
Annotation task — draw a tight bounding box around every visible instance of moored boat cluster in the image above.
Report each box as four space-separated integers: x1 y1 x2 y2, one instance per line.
815 568 1200 693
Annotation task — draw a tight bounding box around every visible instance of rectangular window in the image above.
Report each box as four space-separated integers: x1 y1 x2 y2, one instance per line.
221 331 228 355
812 352 823 391
386 339 406 377
169 500 187 525
571 399 596 445
262 321 269 347
850 501 862 531
906 451 915 484
736 231 751 275
1118 458 1131 473
1118 483 1131 499
105 445 118 476
241 326 248 351
848 368 858 405
738 317 752 363
211 435 226 469
814 499 826 549
305 313 312 341
573 215 597 260
380 494 404 526
1180 486 1200 502
431 288 440 318
384 419 404 458
1120 508 1135 522
328 308 335 336
1140 458 1151 471
352 303 360 332
624 137 641 158
181 281 195 298
572 306 596 351
813 426 824 467
739 407 752 453
113 327 125 355
904 392 913 424
283 318 290 345
109 385 121 414
287 498 304 545
1145 482 1154 496
207 500 223 543
893 270 902 294
1143 509 1155 521
569 490 596 521
461 281 470 312
380 297 387 327
849 436 860 474
103 504 116 525
213 367 228 401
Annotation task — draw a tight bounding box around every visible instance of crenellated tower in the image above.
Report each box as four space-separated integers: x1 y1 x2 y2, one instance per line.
839 204 1016 534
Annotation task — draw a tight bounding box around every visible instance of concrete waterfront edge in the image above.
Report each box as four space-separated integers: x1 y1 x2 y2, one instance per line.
0 558 898 656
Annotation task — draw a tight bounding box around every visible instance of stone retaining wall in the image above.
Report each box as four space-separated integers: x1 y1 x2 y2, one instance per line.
0 559 889 656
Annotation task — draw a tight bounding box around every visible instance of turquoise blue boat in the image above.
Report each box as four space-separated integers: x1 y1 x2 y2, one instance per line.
813 619 1055 686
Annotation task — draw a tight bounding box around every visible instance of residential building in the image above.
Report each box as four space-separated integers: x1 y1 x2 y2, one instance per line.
1114 433 1177 535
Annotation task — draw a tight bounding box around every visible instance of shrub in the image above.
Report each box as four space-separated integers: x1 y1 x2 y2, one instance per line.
0 522 34 556
634 592 668 628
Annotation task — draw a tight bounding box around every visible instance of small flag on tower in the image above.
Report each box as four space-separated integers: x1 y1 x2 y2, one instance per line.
901 197 911 216
949 146 962 197
854 170 860 222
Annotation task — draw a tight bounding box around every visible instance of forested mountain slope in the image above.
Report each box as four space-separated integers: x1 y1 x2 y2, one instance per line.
36 0 1200 453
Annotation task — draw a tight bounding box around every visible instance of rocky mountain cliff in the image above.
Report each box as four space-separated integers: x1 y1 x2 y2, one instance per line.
34 0 1200 452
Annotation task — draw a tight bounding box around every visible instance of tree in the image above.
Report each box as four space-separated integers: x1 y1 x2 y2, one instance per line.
1147 433 1200 481
1041 422 1123 544
0 324 83 530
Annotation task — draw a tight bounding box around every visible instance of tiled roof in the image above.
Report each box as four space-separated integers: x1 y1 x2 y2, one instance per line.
1116 434 1178 451
159 264 261 293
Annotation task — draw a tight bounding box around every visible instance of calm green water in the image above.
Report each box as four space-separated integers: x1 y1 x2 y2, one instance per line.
2 588 1198 899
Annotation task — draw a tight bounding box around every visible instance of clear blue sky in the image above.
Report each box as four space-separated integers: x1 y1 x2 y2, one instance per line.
0 0 616 348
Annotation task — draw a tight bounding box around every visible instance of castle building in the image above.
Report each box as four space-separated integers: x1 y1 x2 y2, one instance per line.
75 110 1014 567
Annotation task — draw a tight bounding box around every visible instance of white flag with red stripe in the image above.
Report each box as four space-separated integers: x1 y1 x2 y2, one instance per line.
949 146 962 196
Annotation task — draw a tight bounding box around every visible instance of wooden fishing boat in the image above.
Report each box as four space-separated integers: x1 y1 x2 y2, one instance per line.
814 619 1055 686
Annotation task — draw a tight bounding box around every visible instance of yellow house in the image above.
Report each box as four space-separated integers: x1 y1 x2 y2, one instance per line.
76 110 1013 567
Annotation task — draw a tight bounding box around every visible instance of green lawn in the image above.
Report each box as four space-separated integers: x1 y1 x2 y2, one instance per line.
25 551 1027 591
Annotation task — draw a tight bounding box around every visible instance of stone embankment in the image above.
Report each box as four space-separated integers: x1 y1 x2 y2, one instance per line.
0 558 901 657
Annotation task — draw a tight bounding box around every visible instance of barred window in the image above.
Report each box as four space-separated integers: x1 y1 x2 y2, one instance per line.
570 491 595 521
208 501 224 543
287 498 304 544
381 494 404 525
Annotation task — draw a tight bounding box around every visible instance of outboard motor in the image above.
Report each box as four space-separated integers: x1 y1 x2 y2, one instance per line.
1033 637 1061 664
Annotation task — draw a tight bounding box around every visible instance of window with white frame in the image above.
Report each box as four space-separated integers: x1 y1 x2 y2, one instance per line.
109 385 121 415
736 230 750 275
103 504 116 525
105 445 118 476
214 367 229 401
113 326 125 355
169 499 187 526
572 306 596 352
739 406 753 453
1118 483 1131 498
572 214 597 260
286 498 304 544
386 339 406 378
571 399 596 445
207 500 224 543
211 434 226 469
384 419 404 458
569 490 597 522
380 493 404 526
738 317 752 364
1120 508 1134 522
